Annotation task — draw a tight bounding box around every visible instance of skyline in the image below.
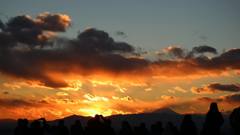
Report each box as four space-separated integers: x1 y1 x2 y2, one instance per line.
0 0 240 120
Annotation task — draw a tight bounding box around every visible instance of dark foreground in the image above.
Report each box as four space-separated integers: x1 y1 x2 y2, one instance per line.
0 102 240 135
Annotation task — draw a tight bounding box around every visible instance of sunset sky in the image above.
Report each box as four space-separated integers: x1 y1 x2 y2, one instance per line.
0 0 240 120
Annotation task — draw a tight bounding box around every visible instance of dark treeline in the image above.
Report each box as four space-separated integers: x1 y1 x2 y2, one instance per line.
14 102 240 135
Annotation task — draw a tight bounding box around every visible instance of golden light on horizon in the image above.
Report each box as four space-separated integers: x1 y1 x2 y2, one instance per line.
78 107 113 117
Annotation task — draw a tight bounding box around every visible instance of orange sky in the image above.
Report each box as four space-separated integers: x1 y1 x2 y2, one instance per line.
0 13 240 120
0 68 239 120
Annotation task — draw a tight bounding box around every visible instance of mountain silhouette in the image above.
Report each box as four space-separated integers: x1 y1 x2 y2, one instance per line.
0 107 235 135
151 108 179 115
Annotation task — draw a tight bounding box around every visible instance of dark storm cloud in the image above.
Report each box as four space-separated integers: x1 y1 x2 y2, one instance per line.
192 45 217 54
192 83 240 94
0 30 144 87
197 94 240 104
159 45 217 59
190 48 240 70
74 28 134 53
215 48 240 67
186 45 217 58
164 46 185 58
208 83 240 92
0 14 143 88
154 48 240 77
0 13 71 46
0 48 70 88
221 94 240 103
1 13 240 88
208 48 240 70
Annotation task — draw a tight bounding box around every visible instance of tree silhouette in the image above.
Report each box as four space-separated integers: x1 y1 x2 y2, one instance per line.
29 120 44 135
150 121 163 135
13 102 240 135
201 102 224 135
55 120 69 135
180 114 198 135
70 120 84 135
14 119 30 135
85 115 115 135
119 121 134 135
134 123 149 135
230 106 240 135
162 122 179 135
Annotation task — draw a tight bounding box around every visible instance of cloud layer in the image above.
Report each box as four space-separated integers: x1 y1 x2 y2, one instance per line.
198 93 240 104
0 12 71 47
1 13 240 89
192 83 240 94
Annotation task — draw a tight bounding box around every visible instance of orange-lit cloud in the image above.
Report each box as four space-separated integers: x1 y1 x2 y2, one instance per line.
0 91 178 120
0 13 240 120
1 14 240 89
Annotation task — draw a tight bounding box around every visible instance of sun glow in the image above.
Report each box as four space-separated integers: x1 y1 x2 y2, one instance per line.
78 108 113 117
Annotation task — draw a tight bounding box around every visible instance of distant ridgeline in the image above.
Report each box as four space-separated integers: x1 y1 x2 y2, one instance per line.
0 103 240 135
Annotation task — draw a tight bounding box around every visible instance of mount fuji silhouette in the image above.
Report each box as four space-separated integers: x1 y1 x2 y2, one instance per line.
0 107 234 135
